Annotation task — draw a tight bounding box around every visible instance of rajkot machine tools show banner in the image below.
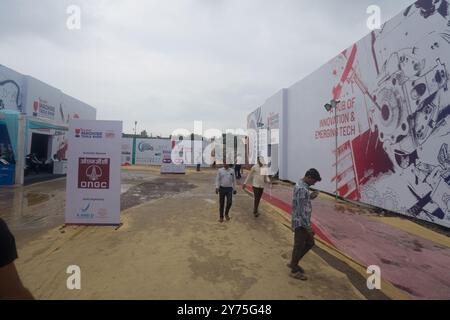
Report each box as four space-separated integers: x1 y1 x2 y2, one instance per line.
65 120 122 225
281 2 450 228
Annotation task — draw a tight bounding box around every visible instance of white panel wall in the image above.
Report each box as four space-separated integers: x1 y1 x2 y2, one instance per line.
135 138 172 165
247 89 283 175
0 64 25 113
249 3 450 228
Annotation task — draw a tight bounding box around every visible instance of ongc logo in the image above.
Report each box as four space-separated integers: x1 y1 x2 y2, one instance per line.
78 158 110 189
86 165 102 181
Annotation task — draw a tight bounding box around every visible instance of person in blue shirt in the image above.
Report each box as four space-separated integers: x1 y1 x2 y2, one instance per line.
288 168 321 280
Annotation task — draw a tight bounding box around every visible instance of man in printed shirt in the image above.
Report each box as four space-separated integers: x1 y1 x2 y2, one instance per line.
288 168 321 281
215 162 237 222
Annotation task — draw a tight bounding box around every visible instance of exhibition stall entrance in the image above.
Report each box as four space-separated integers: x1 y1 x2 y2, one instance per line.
24 118 68 185
0 109 18 185
0 109 69 186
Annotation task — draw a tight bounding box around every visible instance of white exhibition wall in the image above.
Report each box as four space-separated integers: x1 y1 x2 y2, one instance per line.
24 76 97 160
0 64 25 113
1 64 96 163
247 89 283 176
135 138 172 165
0 66 96 123
250 2 450 228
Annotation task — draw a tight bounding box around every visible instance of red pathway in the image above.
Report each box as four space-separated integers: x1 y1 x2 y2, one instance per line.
242 178 450 299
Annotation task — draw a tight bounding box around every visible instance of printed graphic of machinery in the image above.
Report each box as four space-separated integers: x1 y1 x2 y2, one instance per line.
369 49 450 221
0 80 22 112
327 2 450 224
359 5 450 223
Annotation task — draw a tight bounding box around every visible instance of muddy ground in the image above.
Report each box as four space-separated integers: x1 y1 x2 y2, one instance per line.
1 168 388 299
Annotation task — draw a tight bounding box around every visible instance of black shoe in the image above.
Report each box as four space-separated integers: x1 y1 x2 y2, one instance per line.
225 215 230 221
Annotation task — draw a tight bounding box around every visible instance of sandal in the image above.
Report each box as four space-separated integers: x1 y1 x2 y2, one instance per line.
286 263 305 274
290 271 308 281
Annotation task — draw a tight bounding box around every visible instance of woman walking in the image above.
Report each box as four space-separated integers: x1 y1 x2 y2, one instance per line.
243 156 271 217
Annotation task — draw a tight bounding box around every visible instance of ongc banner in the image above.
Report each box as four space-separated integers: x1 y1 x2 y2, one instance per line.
65 120 122 225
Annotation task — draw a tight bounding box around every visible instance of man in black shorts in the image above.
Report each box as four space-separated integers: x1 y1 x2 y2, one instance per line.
0 218 34 299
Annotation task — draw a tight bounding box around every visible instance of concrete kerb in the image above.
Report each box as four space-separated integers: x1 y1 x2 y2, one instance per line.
121 164 216 175
121 165 162 172
242 188 411 300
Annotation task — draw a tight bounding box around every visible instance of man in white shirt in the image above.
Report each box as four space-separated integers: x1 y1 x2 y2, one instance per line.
215 163 237 222
243 156 271 217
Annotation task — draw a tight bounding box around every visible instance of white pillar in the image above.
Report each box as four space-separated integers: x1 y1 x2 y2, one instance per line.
279 88 288 180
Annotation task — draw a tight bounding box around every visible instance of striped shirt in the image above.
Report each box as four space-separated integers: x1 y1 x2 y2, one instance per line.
291 179 312 230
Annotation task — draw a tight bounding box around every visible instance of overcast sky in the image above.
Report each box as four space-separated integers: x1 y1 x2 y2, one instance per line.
0 0 414 136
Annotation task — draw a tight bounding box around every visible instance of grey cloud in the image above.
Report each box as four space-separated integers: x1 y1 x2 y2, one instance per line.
0 0 414 135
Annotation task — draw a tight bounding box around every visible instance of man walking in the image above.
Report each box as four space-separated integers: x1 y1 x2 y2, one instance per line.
243 156 271 217
288 168 321 280
215 162 237 222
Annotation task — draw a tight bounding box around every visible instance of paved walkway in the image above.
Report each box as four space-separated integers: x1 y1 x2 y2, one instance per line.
240 175 450 299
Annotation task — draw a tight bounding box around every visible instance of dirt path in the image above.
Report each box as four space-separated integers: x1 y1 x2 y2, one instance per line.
10 169 380 299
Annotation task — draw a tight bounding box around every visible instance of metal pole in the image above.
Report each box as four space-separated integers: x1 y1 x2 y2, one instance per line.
16 113 26 185
335 105 338 201
269 181 272 199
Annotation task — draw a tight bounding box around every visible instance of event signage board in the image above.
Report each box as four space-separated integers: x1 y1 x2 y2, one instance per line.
121 138 133 165
135 138 172 165
65 120 122 225
160 139 186 174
